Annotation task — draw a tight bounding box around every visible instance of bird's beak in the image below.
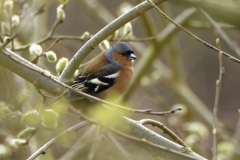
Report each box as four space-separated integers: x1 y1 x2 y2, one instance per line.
128 53 137 60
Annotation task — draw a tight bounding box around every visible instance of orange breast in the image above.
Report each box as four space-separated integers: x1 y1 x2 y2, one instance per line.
95 65 134 100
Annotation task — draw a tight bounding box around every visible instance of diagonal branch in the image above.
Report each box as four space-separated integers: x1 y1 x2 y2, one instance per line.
14 19 61 51
200 9 240 58
147 0 240 63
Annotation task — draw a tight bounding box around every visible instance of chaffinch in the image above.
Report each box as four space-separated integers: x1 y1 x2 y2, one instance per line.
65 42 137 103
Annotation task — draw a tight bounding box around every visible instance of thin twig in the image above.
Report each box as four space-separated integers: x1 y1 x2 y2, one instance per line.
147 0 240 63
139 119 188 148
9 1 64 51
14 33 156 52
47 85 182 116
31 38 61 64
0 4 46 50
45 38 61 52
131 107 182 116
27 120 92 160
51 35 86 41
200 9 240 58
14 19 61 51
44 84 182 116
212 38 224 160
11 0 160 53
31 56 41 64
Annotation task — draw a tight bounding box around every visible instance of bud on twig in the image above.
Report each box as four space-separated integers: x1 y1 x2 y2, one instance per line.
12 15 20 27
17 127 36 139
74 69 79 78
57 5 66 22
216 38 220 45
56 57 68 75
99 40 110 51
81 31 90 40
29 43 43 56
123 22 133 40
46 51 57 63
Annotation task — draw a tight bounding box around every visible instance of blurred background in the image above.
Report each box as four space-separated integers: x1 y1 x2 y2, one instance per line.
1 0 240 159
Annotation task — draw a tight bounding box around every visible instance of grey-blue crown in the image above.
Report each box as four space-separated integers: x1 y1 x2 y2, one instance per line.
105 42 134 58
111 42 134 53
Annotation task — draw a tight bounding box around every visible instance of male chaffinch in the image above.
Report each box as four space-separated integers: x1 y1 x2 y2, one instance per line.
65 42 137 103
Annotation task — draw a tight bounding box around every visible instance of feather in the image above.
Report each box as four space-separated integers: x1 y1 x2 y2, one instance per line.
104 72 119 79
71 70 119 94
89 78 109 85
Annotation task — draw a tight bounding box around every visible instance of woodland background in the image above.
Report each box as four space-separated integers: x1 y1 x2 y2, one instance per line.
0 0 240 160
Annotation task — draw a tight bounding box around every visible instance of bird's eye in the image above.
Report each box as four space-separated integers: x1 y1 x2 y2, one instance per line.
120 51 133 57
121 52 127 56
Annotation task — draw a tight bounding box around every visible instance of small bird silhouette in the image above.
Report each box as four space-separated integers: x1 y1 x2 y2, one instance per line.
43 42 136 108
67 42 137 103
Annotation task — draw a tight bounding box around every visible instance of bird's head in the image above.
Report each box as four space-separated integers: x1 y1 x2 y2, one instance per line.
105 42 137 66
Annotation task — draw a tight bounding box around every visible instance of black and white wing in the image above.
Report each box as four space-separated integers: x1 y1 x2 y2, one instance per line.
71 65 120 94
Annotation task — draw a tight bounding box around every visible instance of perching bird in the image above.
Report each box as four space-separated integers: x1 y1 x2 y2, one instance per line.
67 42 137 103
43 42 136 108
33 41 137 110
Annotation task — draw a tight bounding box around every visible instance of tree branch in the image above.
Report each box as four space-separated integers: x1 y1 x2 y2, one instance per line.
0 48 206 160
139 119 188 148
